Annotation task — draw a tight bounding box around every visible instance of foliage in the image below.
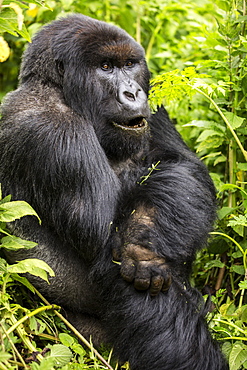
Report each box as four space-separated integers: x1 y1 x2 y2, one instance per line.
0 189 118 369
0 0 247 369
0 0 220 98
150 1 247 367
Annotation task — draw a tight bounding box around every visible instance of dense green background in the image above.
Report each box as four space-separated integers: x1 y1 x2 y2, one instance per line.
0 0 247 369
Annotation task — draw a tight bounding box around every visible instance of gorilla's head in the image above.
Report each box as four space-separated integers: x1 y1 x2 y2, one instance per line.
20 14 151 159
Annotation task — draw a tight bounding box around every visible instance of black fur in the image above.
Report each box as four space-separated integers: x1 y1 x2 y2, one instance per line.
0 14 228 369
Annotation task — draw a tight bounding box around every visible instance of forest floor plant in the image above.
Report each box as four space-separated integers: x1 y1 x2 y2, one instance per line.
150 1 247 368
0 0 247 369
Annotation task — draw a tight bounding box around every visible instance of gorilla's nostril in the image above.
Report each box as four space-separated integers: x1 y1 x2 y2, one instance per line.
124 91 135 101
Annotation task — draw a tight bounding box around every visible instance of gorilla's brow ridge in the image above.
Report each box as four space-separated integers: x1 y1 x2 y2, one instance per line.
99 43 143 62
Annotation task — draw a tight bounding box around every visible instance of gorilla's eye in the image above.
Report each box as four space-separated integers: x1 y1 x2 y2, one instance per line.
125 60 135 68
101 62 112 71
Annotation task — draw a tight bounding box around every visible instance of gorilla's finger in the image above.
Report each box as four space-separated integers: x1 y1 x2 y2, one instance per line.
112 247 121 261
161 274 172 292
121 260 136 282
134 277 150 291
134 262 151 291
150 275 164 296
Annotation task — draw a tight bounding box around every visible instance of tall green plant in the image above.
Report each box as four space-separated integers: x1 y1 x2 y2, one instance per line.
150 1 247 368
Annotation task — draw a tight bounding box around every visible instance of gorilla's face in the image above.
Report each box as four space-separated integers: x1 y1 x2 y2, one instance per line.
21 14 151 159
84 35 151 159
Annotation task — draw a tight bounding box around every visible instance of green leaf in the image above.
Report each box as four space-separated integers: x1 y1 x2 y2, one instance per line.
218 207 235 220
234 15 247 23
208 237 229 254
238 163 247 171
224 112 245 129
59 333 75 347
196 129 224 143
0 201 41 223
2 1 29 9
30 357 55 370
0 257 8 273
47 344 72 367
220 302 236 316
183 120 211 128
0 351 11 361
71 343 86 356
232 250 243 259
215 0 231 12
196 136 224 152
11 273 36 292
228 215 247 228
7 259 55 282
0 194 11 205
0 235 37 250
239 281 247 290
29 317 46 334
222 342 232 361
184 120 224 131
205 259 225 269
219 184 239 192
0 18 18 36
241 306 247 322
14 23 31 42
210 173 225 191
231 265 245 275
229 343 247 370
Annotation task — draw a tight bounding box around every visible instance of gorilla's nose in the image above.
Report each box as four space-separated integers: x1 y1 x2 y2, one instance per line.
123 90 136 101
118 80 147 108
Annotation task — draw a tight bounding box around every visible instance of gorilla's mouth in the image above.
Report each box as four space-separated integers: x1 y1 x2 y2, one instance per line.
113 117 148 131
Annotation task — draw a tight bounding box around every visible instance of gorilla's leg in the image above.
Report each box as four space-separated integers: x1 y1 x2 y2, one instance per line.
92 259 228 370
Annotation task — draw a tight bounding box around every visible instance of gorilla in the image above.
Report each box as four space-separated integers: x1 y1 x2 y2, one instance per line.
0 14 228 370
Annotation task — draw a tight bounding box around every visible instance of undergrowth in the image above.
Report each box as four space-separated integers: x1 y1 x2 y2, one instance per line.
0 0 247 369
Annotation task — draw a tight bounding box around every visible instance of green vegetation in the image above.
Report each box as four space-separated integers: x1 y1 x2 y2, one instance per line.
0 0 247 368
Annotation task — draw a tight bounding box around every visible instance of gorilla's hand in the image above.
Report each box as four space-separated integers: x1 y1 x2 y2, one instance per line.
113 245 171 296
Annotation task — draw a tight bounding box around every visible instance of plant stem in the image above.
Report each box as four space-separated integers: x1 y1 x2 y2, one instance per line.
54 309 114 370
215 319 247 335
146 21 162 63
0 322 28 369
7 312 44 363
3 304 60 338
192 86 247 162
228 139 237 207
0 363 9 370
211 231 245 256
239 288 245 308
136 1 141 44
33 287 114 370
218 336 247 341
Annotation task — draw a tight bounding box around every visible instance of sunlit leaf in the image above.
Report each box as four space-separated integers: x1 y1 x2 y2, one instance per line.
0 201 41 223
229 343 247 370
47 344 72 367
1 235 37 250
224 112 245 129
7 259 54 282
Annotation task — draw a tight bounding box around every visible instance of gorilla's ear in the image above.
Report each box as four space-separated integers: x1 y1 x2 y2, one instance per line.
56 60 64 76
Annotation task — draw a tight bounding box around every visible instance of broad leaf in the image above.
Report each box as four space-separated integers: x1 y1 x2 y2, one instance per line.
0 201 41 223
11 273 36 292
47 344 72 367
7 259 54 283
224 112 245 129
229 343 247 370
1 235 37 250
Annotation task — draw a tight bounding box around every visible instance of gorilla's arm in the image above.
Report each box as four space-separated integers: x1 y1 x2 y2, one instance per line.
114 108 216 294
0 85 120 259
